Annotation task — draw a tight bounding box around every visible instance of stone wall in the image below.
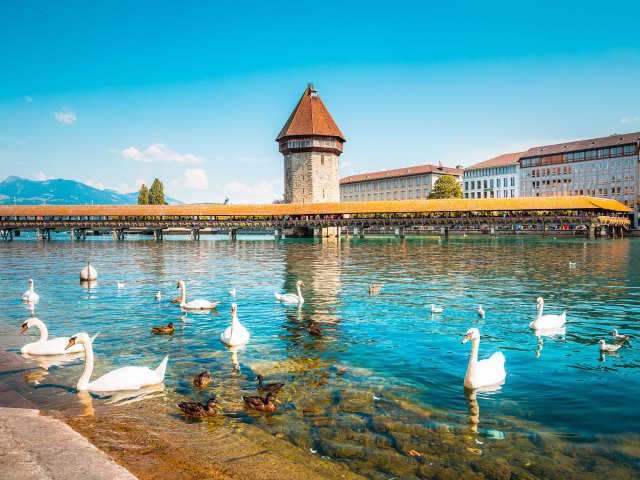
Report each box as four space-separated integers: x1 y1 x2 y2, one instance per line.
284 151 340 203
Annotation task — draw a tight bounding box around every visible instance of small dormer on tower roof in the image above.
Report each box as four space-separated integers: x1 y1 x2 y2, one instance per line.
276 84 346 142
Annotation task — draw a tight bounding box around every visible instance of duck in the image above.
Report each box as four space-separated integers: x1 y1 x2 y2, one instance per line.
368 284 384 294
20 317 98 355
599 339 622 352
612 329 630 342
193 370 212 388
220 303 250 347
430 304 444 314
155 291 162 300
242 392 278 412
79 262 98 281
529 297 566 330
176 280 219 310
307 323 323 337
228 287 236 297
275 280 305 304
462 328 506 389
477 305 485 318
65 332 168 392
170 296 182 304
151 323 175 335
255 374 284 393
22 279 40 303
116 281 126 289
178 398 222 417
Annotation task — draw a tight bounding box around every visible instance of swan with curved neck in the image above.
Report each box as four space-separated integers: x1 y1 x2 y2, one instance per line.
66 333 168 391
20 317 96 355
462 328 506 389
221 303 250 346
530 297 566 330
176 280 219 310
22 279 40 303
274 280 305 304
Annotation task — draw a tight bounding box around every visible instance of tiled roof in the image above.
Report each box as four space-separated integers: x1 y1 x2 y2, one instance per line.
466 152 524 170
276 85 346 142
0 197 630 216
340 164 463 184
521 132 640 158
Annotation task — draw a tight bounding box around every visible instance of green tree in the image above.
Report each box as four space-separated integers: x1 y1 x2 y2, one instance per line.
428 175 463 199
149 178 165 205
137 183 149 205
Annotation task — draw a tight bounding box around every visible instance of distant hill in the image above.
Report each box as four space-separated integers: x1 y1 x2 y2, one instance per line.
0 176 182 205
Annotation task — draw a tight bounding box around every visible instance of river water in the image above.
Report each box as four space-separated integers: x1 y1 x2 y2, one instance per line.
1 234 639 478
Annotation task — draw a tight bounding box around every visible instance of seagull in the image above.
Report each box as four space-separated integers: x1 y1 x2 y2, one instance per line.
612 329 630 342
569 261 576 268
430 304 444 314
116 281 126 289
155 291 162 300
372 394 381 401
599 340 622 352
477 305 485 317
228 287 236 297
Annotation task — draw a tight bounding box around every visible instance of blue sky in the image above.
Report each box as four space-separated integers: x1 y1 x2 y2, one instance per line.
1 1 639 203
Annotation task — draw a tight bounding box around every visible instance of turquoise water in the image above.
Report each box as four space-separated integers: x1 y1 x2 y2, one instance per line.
1 234 639 478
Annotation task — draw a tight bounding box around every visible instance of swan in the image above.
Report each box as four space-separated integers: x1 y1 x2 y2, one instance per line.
117 281 126 289
529 297 566 330
275 280 305 304
65 332 168 392
220 303 250 347
80 262 98 281
176 280 219 310
228 287 236 297
477 305 485 318
462 328 506 389
155 291 162 300
20 317 98 355
22 279 40 303
430 304 444 314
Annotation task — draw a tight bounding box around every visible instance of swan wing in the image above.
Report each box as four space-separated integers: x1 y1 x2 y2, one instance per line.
27 337 84 355
88 365 163 392
529 313 566 329
278 293 301 303
221 325 250 346
184 299 218 310
474 352 506 388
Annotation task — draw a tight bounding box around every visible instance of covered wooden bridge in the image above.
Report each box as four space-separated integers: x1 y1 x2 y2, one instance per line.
0 196 631 240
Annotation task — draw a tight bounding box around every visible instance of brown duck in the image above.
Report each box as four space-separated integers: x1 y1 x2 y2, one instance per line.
151 322 175 334
178 398 222 416
256 374 284 393
307 323 323 337
193 370 212 388
243 392 278 412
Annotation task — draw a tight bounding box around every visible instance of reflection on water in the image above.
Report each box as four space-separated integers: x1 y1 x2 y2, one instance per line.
1 235 640 478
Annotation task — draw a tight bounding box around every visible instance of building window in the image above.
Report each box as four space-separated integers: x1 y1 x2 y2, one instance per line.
424 188 428 197
393 192 398 200
367 194 371 200
416 177 421 186
355 195 358 201
401 179 406 187
511 177 515 187
374 193 378 200
387 180 391 188
408 190 413 199
465 181 469 190
394 179 399 187
401 191 406 199
416 189 421 198
496 179 501 188
387 192 391 200
490 179 494 188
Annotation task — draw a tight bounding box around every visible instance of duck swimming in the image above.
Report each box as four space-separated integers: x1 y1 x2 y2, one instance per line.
243 392 279 412
193 370 212 388
151 323 175 335
255 374 284 393
178 398 222 416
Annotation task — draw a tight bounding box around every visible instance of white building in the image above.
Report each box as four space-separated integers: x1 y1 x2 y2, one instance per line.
463 152 522 199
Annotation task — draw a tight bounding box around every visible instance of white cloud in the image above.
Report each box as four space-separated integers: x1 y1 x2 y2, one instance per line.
621 116 630 124
118 178 148 193
24 96 33 103
85 180 106 190
224 177 283 196
172 169 208 190
53 107 77 125
121 143 204 164
35 172 52 181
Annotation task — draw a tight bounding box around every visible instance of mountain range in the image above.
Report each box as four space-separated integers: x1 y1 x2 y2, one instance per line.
0 176 182 205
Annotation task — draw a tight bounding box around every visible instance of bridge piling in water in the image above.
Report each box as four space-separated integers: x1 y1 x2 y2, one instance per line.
190 228 200 241
274 228 282 240
229 229 237 241
394 226 405 238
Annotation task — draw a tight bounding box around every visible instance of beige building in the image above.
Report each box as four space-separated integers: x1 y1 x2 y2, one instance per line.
277 84 345 204
340 164 463 202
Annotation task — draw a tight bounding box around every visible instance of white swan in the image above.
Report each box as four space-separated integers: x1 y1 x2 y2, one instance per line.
66 332 168 392
22 279 40 303
220 303 250 347
20 318 98 355
116 281 126 289
275 280 305 304
477 305 485 318
176 280 219 310
80 262 98 281
462 328 506 389
430 304 444 314
529 297 566 330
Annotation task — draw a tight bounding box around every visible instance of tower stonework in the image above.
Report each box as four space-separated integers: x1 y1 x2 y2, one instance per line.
277 84 346 204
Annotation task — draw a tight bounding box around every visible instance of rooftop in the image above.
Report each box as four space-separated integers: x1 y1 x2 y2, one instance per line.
466 152 524 170
276 84 346 142
340 164 463 184
521 132 640 158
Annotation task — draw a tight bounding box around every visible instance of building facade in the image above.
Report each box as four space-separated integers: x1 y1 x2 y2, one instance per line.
519 132 639 224
340 164 463 202
463 152 522 199
277 84 346 204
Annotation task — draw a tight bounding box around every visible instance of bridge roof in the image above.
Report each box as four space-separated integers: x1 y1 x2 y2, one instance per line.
0 197 630 216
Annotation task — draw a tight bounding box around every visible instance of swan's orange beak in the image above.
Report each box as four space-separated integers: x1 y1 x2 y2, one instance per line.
20 323 28 334
65 337 76 350
462 333 471 344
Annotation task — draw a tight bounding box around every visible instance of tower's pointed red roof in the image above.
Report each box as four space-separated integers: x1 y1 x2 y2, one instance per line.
276 85 346 142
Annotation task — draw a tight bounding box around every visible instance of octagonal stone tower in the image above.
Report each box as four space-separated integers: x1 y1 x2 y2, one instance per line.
277 84 346 204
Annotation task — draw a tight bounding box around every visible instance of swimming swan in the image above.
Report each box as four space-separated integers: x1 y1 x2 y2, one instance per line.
176 280 219 310
220 303 250 347
66 332 168 392
22 279 40 303
430 304 444 314
275 280 305 304
462 328 506 389
530 297 566 330
477 305 485 318
20 317 97 355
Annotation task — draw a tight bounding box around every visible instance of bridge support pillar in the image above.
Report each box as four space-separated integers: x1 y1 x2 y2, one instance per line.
619 226 624 238
354 227 365 238
274 228 282 240
601 225 608 238
191 228 200 241
394 226 405 238
1 229 13 241
440 227 449 238
229 229 237 241
490 227 495 236
70 228 75 241
588 224 595 239
152 229 162 241
313 227 340 238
